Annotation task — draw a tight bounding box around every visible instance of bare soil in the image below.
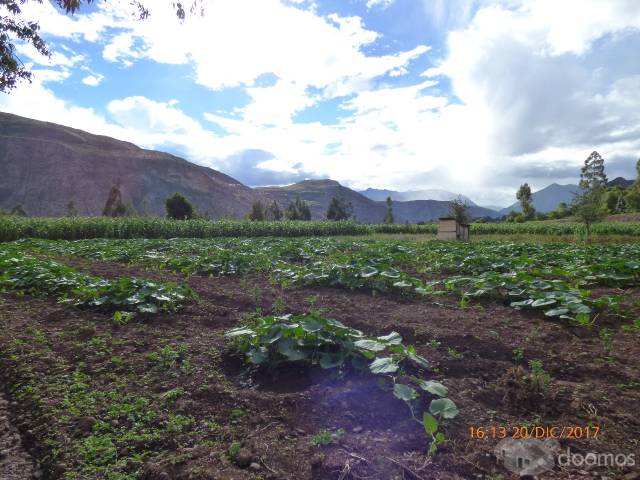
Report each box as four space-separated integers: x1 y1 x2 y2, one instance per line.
0 257 638 479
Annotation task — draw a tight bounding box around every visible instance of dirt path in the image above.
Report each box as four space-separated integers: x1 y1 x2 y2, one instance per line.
0 393 37 480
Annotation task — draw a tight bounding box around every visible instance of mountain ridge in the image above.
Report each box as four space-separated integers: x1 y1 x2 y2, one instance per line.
1 112 605 223
360 187 477 205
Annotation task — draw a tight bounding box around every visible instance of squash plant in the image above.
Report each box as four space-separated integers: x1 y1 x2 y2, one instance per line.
225 312 458 455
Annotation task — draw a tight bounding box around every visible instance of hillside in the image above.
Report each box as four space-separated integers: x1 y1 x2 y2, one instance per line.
257 180 388 223
500 183 578 214
389 199 498 223
608 177 634 188
0 113 257 217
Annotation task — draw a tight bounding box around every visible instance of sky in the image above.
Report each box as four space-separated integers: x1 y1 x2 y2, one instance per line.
1 0 639 207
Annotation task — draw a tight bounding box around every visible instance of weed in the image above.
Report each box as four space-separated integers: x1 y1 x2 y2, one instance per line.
160 387 185 403
598 328 614 356
230 408 245 421
528 360 551 389
147 344 189 371
311 428 344 447
513 347 524 364
447 347 463 359
227 441 242 460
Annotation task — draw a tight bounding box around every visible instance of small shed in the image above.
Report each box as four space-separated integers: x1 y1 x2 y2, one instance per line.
437 217 469 240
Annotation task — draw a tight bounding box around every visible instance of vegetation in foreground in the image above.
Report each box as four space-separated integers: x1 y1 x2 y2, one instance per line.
8 237 636 326
2 215 640 241
0 234 638 479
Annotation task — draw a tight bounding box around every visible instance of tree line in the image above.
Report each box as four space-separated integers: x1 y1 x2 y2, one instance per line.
510 152 640 233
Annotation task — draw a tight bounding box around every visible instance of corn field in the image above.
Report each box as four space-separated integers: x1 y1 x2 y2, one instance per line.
1 216 639 241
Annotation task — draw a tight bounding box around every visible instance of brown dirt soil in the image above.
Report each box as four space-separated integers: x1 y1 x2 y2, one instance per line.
0 257 639 480
0 394 37 479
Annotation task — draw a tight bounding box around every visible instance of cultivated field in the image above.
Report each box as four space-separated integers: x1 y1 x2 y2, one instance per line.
0 235 639 479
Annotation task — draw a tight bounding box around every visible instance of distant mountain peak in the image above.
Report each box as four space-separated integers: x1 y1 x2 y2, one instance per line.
359 187 477 205
500 183 579 214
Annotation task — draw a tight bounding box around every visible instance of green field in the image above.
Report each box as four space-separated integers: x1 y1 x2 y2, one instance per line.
0 235 638 479
2 215 640 241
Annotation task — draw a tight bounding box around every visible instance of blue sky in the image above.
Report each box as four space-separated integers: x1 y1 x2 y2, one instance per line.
2 0 639 206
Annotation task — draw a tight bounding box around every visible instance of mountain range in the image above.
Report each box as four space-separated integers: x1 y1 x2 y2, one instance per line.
1 112 631 223
499 183 579 215
359 188 476 205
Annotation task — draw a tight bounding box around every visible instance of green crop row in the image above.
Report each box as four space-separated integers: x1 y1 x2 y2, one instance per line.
0 217 369 241
21 238 640 324
0 246 194 315
2 216 640 241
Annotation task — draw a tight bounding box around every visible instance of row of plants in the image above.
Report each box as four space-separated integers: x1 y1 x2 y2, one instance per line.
225 311 459 455
0 217 370 241
2 216 640 241
19 238 639 323
0 246 194 315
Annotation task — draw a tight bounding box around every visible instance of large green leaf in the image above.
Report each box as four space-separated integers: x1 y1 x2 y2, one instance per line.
407 351 429 369
418 380 448 397
319 353 345 369
353 339 386 352
531 298 556 308
393 383 418 401
429 398 459 419
422 412 438 435
224 328 255 338
277 339 308 361
248 347 268 364
369 357 399 374
377 332 402 345
301 318 323 333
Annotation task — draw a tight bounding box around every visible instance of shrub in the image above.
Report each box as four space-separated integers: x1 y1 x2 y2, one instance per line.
165 193 194 220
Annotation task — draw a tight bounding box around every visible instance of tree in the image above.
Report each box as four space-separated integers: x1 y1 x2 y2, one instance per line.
66 200 78 217
248 200 266 221
268 200 283 221
102 185 129 217
516 183 535 220
383 196 394 224
0 0 203 92
448 197 470 224
286 197 311 221
165 192 194 220
549 201 570 219
9 204 26 216
326 196 353 221
625 185 640 212
579 151 608 190
604 187 626 214
573 151 608 235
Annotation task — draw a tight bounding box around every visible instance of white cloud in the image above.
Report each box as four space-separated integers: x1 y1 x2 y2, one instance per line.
0 71 124 140
366 0 395 9
89 0 429 97
16 43 84 68
3 0 640 207
81 74 104 86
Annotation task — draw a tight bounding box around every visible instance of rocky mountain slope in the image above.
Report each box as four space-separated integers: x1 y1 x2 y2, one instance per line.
0 112 501 222
0 113 257 217
257 180 388 223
